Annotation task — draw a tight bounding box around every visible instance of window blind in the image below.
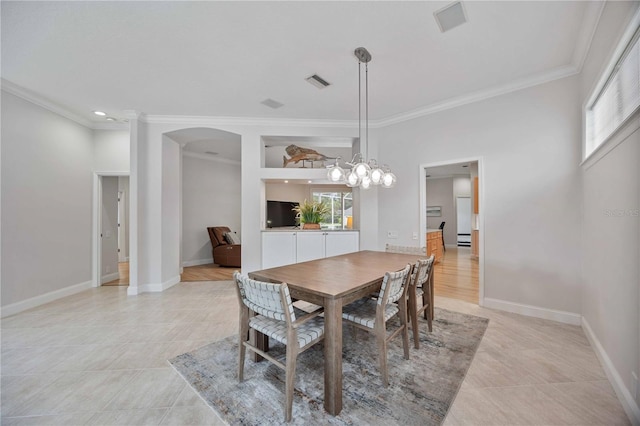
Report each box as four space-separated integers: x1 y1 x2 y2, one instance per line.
586 27 640 157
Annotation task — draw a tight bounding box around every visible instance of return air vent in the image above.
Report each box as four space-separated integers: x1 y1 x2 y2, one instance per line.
260 98 284 109
306 74 331 89
434 1 468 33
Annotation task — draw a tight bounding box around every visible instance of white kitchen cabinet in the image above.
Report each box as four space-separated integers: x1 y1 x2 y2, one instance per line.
262 231 359 268
261 231 297 269
325 232 359 257
296 232 326 263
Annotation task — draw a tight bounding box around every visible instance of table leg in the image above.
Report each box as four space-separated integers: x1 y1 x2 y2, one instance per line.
324 298 343 415
249 330 269 362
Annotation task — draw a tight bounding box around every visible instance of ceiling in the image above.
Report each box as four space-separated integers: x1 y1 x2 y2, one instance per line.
1 1 600 126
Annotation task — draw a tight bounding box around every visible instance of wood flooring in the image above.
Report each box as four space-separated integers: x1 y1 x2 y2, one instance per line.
432 246 479 304
181 263 236 282
103 261 235 286
102 262 130 286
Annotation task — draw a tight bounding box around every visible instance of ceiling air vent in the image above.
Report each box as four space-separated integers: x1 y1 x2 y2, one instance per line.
306 74 331 89
434 1 468 33
260 98 284 109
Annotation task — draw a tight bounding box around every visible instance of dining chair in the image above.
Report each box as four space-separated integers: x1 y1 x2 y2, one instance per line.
234 272 325 422
439 221 446 252
407 255 435 349
341 264 412 387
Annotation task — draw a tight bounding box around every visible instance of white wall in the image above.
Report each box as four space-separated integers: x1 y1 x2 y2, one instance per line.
118 176 130 260
265 183 309 206
376 75 583 315
182 154 241 265
93 129 130 172
161 137 181 286
579 1 640 421
1 91 94 308
101 176 119 282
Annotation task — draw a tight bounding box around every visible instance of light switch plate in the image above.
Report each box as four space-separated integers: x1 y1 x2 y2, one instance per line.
387 231 398 239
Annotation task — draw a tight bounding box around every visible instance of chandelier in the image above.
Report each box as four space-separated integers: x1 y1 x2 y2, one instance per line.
326 47 396 189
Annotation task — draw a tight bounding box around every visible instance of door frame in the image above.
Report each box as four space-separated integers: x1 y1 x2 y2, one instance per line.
419 157 485 306
92 172 130 287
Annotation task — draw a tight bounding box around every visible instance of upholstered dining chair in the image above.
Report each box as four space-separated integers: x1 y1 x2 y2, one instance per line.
407 255 435 349
234 272 325 422
341 264 412 387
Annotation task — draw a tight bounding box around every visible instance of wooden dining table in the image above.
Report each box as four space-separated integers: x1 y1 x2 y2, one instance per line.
248 250 426 416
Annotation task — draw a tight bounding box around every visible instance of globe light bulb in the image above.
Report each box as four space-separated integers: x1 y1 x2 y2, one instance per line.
381 171 397 188
326 164 345 182
354 162 371 179
361 175 372 189
345 170 360 187
370 167 383 185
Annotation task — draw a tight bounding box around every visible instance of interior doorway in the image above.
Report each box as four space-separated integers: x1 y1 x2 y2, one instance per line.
93 173 130 287
420 158 483 306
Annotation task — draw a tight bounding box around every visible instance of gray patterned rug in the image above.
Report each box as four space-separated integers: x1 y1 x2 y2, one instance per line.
169 307 488 425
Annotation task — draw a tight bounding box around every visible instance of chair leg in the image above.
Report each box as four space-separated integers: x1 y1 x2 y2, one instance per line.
376 326 389 387
285 343 298 422
238 316 248 381
422 290 432 332
408 296 420 349
399 306 410 360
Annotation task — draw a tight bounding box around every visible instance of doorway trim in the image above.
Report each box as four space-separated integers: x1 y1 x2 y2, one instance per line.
92 171 130 288
419 157 485 306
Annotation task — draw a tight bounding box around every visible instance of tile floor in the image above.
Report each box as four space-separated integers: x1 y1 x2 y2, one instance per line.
1 281 630 425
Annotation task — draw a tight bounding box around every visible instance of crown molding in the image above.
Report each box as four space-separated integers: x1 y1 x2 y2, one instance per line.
92 121 129 131
141 114 356 129
182 150 241 166
1 78 93 128
373 64 579 128
572 1 606 73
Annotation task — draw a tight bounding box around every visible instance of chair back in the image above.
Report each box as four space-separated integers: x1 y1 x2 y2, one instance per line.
234 272 295 323
378 264 412 305
412 255 435 288
439 221 445 230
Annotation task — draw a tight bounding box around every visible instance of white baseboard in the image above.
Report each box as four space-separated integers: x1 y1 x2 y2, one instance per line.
1 280 93 318
582 317 640 425
137 275 181 293
100 272 120 284
483 297 581 325
181 258 212 267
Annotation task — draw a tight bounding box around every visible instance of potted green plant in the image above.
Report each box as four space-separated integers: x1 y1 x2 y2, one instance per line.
293 199 330 229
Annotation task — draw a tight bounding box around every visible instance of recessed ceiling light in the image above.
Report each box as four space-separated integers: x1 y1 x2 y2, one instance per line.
284 180 289 183
93 111 106 116
308 180 312 183
105 117 116 121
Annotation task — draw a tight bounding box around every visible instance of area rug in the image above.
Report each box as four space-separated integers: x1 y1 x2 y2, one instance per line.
169 307 488 425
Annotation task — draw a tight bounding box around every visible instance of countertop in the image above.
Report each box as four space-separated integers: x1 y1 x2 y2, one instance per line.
426 228 443 233
263 228 359 232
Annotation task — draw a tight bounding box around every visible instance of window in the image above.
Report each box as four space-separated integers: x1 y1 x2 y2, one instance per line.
312 190 353 230
585 20 640 159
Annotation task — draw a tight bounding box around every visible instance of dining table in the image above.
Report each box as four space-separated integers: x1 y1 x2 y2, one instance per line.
248 250 427 416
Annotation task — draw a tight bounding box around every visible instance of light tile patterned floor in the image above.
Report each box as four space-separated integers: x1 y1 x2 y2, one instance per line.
1 281 630 425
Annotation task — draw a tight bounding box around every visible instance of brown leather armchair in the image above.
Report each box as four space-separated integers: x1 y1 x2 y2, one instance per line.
207 227 241 267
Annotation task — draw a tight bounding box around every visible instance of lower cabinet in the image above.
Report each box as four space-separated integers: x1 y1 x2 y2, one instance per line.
261 232 297 269
262 231 359 268
426 230 443 263
471 230 479 259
